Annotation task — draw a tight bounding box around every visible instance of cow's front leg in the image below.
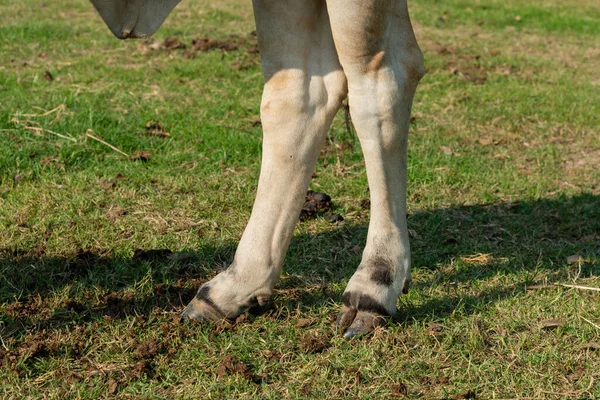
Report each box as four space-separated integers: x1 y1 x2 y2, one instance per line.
183 0 346 321
327 0 425 337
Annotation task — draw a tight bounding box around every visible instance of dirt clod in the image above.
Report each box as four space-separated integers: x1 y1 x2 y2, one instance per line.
64 300 86 313
306 190 332 210
145 120 170 137
162 37 185 50
133 249 173 263
299 202 317 221
107 379 118 395
299 333 330 353
329 213 344 223
192 37 238 52
299 190 333 221
216 355 262 383
391 383 408 396
133 340 163 360
453 389 477 399
99 292 135 318
427 322 443 335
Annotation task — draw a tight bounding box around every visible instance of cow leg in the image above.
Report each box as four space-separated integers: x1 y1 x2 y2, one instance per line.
183 0 347 320
326 0 425 337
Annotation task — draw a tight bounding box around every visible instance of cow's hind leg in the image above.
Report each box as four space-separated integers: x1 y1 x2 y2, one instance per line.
326 0 424 337
183 0 346 320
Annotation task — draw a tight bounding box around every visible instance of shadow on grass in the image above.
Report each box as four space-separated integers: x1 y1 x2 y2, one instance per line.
1 193 598 338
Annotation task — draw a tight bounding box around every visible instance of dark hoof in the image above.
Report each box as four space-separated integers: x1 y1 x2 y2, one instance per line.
181 294 227 322
336 292 390 338
337 310 387 338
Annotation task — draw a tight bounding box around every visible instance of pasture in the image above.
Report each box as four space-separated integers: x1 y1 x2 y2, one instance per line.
1 0 599 398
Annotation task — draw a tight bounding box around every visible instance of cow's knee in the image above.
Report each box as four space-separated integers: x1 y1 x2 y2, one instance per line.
259 69 347 163
260 70 346 122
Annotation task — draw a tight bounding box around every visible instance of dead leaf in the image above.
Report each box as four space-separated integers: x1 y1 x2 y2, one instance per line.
105 206 127 221
440 146 453 155
107 379 118 395
525 285 549 291
296 318 316 328
461 254 491 264
477 138 493 146
130 150 151 161
540 319 564 331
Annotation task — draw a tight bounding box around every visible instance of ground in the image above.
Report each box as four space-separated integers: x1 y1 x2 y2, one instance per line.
0 0 599 398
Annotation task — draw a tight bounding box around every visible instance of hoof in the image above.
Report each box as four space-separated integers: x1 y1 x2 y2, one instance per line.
337 309 387 338
181 286 228 322
336 291 390 338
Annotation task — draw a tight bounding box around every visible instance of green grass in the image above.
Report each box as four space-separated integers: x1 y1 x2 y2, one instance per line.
1 0 599 398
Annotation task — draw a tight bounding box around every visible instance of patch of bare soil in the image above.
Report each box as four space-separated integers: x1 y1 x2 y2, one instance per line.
138 32 261 70
422 42 493 84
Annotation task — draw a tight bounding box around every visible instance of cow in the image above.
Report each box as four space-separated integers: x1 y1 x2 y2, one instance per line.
90 0 424 338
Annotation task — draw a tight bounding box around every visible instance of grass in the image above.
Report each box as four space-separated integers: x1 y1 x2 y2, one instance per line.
1 0 599 398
